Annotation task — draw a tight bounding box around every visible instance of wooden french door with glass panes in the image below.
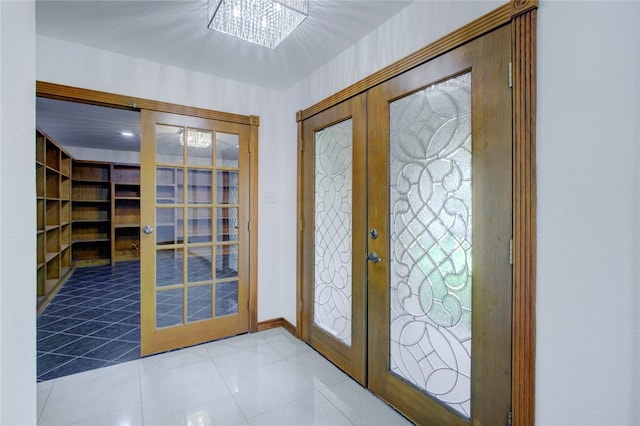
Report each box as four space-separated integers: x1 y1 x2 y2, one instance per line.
299 25 512 425
299 93 368 384
140 110 250 356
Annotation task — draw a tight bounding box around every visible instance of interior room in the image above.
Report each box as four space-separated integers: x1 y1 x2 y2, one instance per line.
1 1 639 425
35 99 143 380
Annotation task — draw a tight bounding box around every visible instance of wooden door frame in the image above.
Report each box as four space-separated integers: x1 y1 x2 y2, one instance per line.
35 81 260 333
296 1 537 424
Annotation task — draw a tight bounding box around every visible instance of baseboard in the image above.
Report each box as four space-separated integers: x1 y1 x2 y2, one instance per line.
256 317 296 336
36 265 75 315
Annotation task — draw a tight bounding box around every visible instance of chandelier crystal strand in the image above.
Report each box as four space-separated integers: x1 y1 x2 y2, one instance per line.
208 0 308 49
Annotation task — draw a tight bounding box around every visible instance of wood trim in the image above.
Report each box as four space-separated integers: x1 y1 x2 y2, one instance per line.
249 116 260 333
512 7 537 426
36 266 75 314
296 117 304 339
36 81 253 125
296 3 511 122
257 317 296 336
511 0 539 18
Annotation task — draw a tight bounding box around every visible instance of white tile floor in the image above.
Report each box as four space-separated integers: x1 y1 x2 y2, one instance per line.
37 327 414 426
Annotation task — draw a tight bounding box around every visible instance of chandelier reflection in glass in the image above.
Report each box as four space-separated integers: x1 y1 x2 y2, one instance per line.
207 0 308 49
179 129 212 148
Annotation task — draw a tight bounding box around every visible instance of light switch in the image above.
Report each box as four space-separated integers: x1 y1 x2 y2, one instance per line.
262 191 277 204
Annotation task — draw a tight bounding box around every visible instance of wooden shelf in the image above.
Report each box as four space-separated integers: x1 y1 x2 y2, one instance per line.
36 134 144 303
112 164 140 184
72 181 110 202
46 140 60 171
72 221 109 241
73 161 110 182
45 252 59 262
60 152 71 177
45 279 59 294
35 130 73 306
113 226 140 262
37 199 45 231
111 164 140 265
36 133 45 165
36 164 45 198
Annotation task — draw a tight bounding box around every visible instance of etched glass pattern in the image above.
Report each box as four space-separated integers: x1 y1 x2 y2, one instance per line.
389 73 472 417
313 119 353 346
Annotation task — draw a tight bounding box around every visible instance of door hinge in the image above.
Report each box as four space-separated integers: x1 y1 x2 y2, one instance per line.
508 411 513 426
509 238 514 265
299 219 304 232
299 137 304 153
248 140 252 154
247 221 251 232
508 62 513 88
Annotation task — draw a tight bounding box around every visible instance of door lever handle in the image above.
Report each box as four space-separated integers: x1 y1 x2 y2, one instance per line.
367 252 381 263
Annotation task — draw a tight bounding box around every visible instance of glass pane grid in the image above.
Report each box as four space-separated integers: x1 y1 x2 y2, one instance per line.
153 124 242 330
187 284 213 323
215 280 238 317
155 287 184 328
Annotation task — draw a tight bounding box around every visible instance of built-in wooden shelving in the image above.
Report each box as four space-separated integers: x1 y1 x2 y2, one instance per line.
37 130 142 310
36 130 73 308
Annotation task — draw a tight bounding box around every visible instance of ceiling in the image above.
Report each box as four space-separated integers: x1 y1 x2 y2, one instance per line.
36 97 142 152
36 0 413 91
36 0 413 153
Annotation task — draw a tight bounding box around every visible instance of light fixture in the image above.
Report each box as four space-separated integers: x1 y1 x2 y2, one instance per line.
207 0 308 49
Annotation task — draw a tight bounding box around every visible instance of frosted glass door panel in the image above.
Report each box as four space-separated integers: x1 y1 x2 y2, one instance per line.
313 119 353 346
389 73 472 417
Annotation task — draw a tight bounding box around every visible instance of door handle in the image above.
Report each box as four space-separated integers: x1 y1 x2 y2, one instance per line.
367 252 381 263
143 225 154 234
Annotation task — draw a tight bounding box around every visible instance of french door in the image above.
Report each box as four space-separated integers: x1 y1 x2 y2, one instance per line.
299 25 512 425
140 110 250 356
299 93 368 384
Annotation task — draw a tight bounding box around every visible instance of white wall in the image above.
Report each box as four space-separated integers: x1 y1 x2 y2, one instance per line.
536 2 640 425
0 1 37 425
36 35 292 322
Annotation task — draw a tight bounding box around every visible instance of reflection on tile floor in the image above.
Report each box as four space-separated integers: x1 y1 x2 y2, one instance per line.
37 259 240 382
37 328 414 426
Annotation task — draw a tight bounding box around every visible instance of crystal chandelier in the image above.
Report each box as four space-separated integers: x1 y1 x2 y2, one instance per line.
207 0 308 49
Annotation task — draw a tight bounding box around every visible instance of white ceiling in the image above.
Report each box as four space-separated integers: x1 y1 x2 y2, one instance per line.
36 97 142 152
36 0 413 91
36 0 413 152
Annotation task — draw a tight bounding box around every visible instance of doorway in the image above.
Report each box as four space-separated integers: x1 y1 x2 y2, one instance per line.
298 24 515 425
36 98 143 381
35 90 259 380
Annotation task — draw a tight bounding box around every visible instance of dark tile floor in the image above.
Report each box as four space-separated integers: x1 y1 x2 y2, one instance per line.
37 260 141 382
37 259 239 382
